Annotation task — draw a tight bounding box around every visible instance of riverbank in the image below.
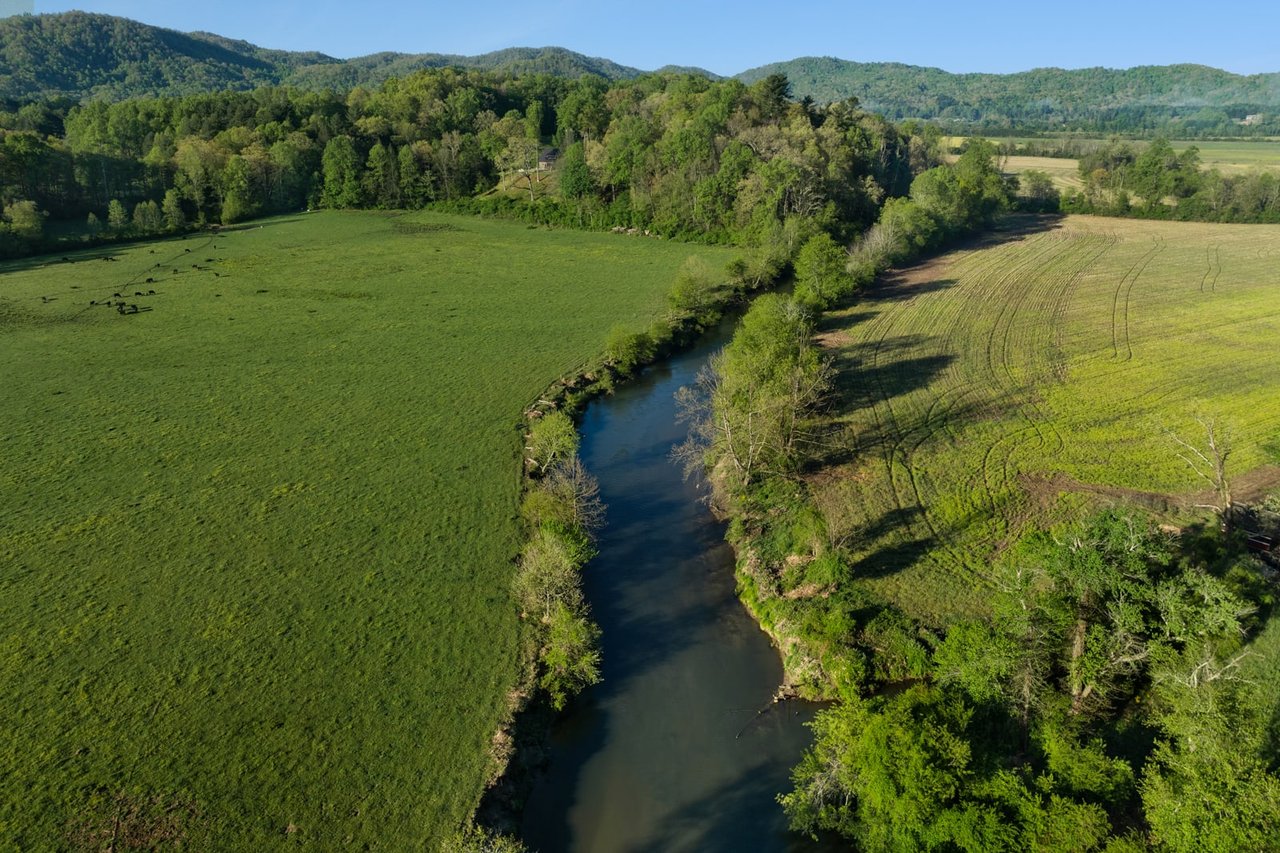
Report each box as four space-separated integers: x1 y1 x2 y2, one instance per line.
464 251 788 846
518 316 828 851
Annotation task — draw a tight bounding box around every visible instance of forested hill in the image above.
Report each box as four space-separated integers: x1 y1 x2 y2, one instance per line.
738 57 1280 133
5 12 1279 135
0 12 665 102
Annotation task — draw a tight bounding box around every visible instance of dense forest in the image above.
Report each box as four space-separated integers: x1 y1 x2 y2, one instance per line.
2 13 1278 137
0 12 670 103
0 66 940 260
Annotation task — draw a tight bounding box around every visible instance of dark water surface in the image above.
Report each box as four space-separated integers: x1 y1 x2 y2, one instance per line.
521 321 828 853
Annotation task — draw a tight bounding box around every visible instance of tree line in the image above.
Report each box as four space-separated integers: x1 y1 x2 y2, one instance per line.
1061 137 1280 222
0 68 940 259
686 139 1280 849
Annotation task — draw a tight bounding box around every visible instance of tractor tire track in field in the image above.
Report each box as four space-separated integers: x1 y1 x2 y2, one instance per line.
1197 244 1223 294
872 230 1060 555
890 235 1059 539
859 242 1003 547
973 235 1067 511
864 289 931 540
844 223 1174 583
994 238 1097 488
821 216 1280 624
1049 235 1118 382
1110 235 1164 363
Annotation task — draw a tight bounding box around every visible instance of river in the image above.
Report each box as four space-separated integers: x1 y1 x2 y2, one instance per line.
521 319 830 853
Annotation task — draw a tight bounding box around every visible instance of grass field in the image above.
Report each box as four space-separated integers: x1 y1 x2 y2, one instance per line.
1000 155 1086 191
946 137 1280 190
0 211 732 848
812 215 1280 626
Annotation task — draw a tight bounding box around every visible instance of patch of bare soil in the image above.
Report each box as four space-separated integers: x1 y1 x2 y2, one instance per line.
1020 465 1280 517
1021 471 1184 514
1230 465 1280 504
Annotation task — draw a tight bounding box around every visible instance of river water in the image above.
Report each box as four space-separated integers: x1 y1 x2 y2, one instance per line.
521 320 828 853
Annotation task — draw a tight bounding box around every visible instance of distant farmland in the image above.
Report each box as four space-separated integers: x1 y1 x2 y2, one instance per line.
0 211 732 848
812 216 1280 625
945 136 1280 190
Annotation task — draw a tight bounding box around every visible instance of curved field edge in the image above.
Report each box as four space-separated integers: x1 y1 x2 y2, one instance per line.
0 211 733 848
810 215 1280 627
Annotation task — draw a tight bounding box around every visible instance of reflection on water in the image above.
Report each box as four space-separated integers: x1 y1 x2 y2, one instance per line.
521 320 833 853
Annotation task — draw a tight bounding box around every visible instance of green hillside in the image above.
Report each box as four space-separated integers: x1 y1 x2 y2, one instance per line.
4 11 1277 136
738 57 1280 132
0 12 654 103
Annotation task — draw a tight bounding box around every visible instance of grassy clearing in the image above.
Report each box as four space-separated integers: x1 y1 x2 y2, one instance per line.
812 215 1280 626
0 210 732 848
1001 155 1085 191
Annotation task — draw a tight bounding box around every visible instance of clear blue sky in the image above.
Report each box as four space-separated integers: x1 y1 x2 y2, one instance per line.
38 1 1280 76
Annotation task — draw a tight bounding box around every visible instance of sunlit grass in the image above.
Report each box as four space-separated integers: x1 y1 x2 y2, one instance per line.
813 216 1280 626
0 210 733 847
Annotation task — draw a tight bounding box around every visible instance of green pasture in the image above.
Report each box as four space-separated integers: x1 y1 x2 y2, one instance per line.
1186 139 1280 173
0 211 732 848
813 216 1280 625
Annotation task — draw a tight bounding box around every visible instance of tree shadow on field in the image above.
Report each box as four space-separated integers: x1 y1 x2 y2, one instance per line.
872 276 959 302
830 346 956 410
851 534 937 581
855 505 926 546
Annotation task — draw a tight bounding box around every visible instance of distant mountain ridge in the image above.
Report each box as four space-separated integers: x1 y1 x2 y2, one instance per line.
738 57 1280 127
0 12 703 103
1 11 1277 133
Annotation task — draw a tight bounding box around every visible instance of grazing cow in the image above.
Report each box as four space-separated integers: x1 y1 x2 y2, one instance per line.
113 292 122 298
147 290 156 295
134 291 143 297
145 278 154 283
89 300 97 305
117 304 126 314
173 269 179 274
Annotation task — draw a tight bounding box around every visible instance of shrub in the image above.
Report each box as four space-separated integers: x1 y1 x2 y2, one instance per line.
526 411 577 474
604 324 655 377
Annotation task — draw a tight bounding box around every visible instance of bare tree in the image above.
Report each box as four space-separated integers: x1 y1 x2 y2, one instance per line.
542 456 605 535
1170 416 1233 530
